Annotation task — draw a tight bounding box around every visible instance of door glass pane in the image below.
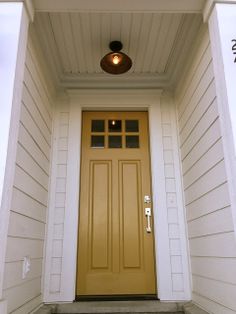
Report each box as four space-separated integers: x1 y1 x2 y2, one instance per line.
108 120 122 132
126 136 139 148
109 136 122 148
125 120 139 132
91 120 105 132
91 136 105 148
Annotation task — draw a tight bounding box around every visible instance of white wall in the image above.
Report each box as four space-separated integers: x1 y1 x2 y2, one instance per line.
44 90 191 302
175 24 236 314
2 28 54 314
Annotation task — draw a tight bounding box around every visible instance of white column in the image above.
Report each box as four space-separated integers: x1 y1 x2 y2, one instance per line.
0 3 30 312
207 2 236 237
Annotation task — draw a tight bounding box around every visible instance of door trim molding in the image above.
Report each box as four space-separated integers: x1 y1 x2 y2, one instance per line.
44 89 191 302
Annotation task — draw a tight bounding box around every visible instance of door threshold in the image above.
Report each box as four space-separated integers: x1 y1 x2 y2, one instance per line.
75 295 158 301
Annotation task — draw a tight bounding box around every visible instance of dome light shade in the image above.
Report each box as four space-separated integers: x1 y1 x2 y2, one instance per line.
100 41 132 75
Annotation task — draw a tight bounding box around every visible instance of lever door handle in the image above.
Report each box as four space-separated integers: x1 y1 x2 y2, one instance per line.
145 208 152 233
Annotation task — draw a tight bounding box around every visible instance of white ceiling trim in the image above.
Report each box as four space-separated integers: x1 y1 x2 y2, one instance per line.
33 0 205 13
60 73 169 89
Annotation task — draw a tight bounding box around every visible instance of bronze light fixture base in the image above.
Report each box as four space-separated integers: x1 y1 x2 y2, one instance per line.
100 41 132 75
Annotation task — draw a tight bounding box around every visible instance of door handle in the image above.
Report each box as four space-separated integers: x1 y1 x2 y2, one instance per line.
145 207 152 233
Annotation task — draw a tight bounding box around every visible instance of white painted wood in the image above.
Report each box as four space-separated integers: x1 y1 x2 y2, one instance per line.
60 100 81 300
25 47 53 118
176 20 236 313
187 183 231 221
208 1 236 250
172 274 184 291
20 104 51 160
193 292 236 314
7 212 45 240
4 259 43 290
43 104 62 301
11 187 47 223
18 124 50 175
181 99 219 159
178 48 212 120
22 85 51 141
179 79 216 145
192 275 236 311
11 295 42 314
2 11 54 313
42 89 190 302
16 144 49 188
0 3 29 306
191 257 236 285
50 275 61 293
14 165 48 206
185 160 227 205
169 14 203 89
0 299 7 314
3 277 41 313
182 118 221 174
33 0 205 13
188 207 234 238
190 232 236 257
34 11 202 89
52 240 63 258
176 25 210 113
51 258 62 274
170 97 192 300
183 139 224 189
23 66 52 122
5 238 44 263
149 98 173 300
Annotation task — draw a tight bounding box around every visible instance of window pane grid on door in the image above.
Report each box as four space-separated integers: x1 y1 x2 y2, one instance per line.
90 119 140 149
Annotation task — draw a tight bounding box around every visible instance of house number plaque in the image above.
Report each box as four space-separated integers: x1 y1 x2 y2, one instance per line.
232 39 236 62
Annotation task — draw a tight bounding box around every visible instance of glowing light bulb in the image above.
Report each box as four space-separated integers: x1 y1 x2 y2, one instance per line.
111 120 116 125
112 55 120 65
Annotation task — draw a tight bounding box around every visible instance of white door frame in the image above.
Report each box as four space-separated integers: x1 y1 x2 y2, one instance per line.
44 89 191 302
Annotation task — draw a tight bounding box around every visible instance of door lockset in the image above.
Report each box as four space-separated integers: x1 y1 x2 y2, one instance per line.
144 195 151 204
145 207 152 233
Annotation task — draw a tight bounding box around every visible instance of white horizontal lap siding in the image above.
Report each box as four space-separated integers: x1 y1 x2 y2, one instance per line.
175 25 236 314
3 32 53 314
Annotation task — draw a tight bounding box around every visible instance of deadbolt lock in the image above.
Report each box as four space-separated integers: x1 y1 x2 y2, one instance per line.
144 195 151 203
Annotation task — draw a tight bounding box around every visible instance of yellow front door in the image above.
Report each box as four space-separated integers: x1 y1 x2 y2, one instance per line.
77 111 156 296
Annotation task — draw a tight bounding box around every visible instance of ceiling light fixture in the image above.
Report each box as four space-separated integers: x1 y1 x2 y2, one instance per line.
100 41 132 75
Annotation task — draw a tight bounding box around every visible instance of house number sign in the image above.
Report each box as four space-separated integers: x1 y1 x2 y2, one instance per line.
232 39 236 62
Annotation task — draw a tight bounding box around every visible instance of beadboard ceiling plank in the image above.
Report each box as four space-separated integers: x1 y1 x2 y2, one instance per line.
157 14 183 74
70 13 87 73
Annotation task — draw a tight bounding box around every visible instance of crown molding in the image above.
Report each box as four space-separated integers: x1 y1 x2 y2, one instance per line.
59 73 170 90
33 0 205 13
203 0 236 22
67 88 163 106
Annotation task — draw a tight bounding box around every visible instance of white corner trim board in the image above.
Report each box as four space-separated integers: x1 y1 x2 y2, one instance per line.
208 3 236 239
0 299 7 314
0 2 29 304
44 89 191 303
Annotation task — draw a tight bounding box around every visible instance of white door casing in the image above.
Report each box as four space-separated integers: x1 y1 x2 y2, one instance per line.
43 89 191 302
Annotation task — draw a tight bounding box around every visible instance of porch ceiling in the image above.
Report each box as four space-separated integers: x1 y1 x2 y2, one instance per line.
33 11 202 89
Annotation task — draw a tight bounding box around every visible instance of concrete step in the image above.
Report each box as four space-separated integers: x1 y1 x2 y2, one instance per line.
35 301 184 314
34 301 209 314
